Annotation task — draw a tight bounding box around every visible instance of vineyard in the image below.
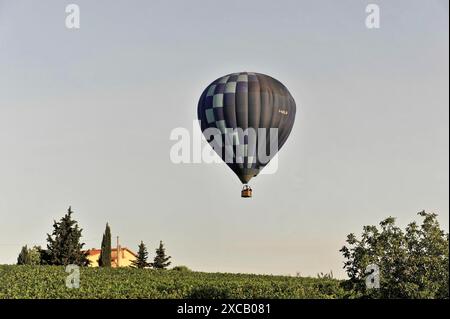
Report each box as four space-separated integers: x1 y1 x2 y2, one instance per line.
0 265 350 299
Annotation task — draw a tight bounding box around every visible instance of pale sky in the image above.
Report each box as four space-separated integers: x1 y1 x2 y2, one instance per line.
0 0 448 278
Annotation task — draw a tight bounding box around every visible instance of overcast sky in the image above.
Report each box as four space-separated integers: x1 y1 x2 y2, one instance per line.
0 0 448 278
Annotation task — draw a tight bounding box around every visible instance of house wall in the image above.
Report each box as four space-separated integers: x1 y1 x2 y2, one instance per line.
87 249 137 268
116 250 136 267
87 253 100 267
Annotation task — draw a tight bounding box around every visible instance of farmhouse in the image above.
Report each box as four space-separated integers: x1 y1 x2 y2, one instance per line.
85 247 137 267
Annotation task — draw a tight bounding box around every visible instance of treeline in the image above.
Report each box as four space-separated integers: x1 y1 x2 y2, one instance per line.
15 207 449 299
17 206 174 270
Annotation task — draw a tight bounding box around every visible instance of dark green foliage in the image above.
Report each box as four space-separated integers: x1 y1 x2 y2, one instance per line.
172 265 191 272
39 248 52 265
131 241 151 269
188 285 232 299
17 245 30 265
98 223 112 267
152 241 171 269
45 206 89 266
340 211 449 298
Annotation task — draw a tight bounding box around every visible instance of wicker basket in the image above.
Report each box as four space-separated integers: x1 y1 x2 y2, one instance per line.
241 187 252 198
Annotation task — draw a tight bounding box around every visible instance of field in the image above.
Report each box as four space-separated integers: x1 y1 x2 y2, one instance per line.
0 265 349 299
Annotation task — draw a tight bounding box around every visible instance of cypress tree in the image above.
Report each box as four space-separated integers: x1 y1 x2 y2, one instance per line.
131 241 150 269
99 223 112 267
46 206 89 266
152 240 171 269
17 245 30 265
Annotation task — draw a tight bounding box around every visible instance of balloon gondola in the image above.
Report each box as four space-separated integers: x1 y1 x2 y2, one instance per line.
241 185 253 198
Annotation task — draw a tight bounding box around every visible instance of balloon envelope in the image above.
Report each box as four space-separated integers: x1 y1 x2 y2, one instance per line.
197 72 296 184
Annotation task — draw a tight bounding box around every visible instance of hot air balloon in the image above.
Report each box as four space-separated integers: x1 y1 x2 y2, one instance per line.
197 72 296 197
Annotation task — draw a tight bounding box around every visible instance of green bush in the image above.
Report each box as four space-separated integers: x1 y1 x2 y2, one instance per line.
172 265 191 272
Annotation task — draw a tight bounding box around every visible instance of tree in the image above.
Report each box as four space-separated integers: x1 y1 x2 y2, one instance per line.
17 245 41 265
28 246 42 265
152 240 171 269
131 241 151 269
340 211 449 298
45 206 89 266
17 245 30 265
39 247 52 265
98 223 112 267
